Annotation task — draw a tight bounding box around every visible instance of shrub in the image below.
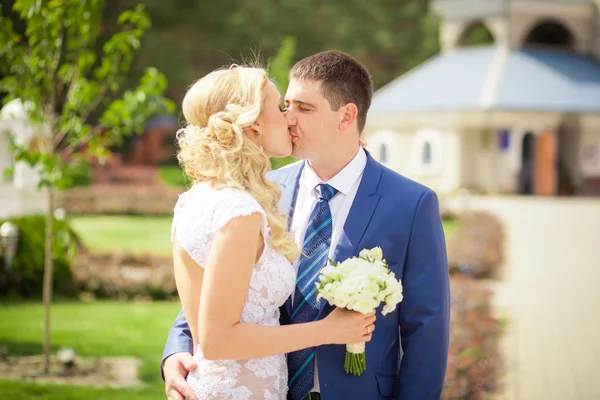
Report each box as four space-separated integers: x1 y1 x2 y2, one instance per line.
0 215 81 298
444 275 501 399
447 211 504 278
71 252 177 301
67 160 93 188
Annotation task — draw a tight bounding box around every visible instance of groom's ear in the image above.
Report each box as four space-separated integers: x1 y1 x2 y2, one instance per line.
339 103 358 132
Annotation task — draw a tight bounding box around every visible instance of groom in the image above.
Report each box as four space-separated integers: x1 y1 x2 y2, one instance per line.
162 50 450 400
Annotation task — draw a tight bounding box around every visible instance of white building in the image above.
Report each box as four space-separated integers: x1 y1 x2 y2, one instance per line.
365 0 600 196
0 99 46 218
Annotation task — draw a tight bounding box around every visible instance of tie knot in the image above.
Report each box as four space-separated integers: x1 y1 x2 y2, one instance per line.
315 183 338 201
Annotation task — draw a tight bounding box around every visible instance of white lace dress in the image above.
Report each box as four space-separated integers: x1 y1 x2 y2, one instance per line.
171 185 296 400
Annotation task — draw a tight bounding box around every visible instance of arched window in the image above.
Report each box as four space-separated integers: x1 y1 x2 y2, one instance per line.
524 20 575 50
459 21 495 47
379 143 388 164
422 141 432 165
411 129 443 176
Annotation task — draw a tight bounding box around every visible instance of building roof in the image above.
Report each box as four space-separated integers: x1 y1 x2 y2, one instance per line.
370 45 600 114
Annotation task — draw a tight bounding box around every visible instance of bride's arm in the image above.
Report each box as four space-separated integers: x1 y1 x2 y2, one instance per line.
195 212 330 360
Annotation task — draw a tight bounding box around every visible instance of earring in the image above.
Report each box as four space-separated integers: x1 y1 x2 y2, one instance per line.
258 131 263 151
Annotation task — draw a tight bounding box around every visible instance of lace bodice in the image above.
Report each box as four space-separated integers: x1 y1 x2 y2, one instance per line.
171 184 296 400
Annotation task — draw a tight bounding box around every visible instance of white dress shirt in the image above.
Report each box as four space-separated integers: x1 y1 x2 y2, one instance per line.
289 147 367 393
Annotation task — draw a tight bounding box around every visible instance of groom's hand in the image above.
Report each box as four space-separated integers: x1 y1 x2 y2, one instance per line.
163 352 198 400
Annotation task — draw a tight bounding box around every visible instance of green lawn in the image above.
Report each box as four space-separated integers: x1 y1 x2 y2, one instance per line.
442 218 456 238
69 215 456 257
158 166 190 188
0 301 181 399
69 215 173 256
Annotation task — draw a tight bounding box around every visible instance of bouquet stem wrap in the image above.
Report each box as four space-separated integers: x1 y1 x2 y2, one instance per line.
345 342 366 375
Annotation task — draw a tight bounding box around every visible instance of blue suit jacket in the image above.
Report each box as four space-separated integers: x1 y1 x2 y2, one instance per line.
163 151 450 399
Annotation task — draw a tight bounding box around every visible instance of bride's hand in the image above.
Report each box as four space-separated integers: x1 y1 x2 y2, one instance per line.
321 308 376 345
163 352 198 400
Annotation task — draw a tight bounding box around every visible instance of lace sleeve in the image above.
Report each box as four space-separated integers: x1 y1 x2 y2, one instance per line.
171 187 267 268
211 188 268 236
171 189 212 267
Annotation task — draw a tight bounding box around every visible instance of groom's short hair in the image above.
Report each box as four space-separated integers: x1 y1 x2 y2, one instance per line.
289 50 373 133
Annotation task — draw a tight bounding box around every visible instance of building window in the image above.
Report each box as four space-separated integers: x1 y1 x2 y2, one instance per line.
411 128 443 176
524 20 575 51
498 129 510 150
380 143 388 164
422 141 432 165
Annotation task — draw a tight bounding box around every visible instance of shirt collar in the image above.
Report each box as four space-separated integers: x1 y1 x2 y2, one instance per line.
301 148 367 196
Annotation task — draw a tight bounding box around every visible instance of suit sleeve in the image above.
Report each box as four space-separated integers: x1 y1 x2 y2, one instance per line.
396 189 450 400
161 308 194 379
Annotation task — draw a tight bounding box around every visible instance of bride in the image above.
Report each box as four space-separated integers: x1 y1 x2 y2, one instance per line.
171 65 375 399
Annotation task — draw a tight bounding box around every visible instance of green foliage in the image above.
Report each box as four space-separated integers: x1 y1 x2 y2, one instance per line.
460 22 495 46
66 159 93 188
270 156 297 170
0 0 175 190
0 215 80 298
103 0 440 99
265 36 298 171
267 36 296 92
158 165 190 188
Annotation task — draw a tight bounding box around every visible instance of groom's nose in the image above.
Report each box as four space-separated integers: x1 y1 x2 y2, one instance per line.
285 110 297 127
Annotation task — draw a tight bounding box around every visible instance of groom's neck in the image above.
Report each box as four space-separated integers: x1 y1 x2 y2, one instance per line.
307 144 360 182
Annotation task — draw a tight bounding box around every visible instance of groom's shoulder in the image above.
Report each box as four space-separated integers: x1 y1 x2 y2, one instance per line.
377 162 432 198
267 160 303 183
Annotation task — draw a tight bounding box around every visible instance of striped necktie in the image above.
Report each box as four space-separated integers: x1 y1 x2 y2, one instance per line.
288 183 339 400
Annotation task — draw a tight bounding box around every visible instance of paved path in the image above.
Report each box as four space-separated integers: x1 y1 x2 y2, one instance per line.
451 196 600 400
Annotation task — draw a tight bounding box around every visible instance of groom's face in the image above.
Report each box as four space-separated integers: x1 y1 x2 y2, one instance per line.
284 78 343 162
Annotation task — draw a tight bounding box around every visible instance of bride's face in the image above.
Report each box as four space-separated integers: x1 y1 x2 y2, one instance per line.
255 81 292 158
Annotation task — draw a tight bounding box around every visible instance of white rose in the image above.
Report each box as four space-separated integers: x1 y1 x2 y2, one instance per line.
319 265 340 283
382 303 396 316
376 291 387 302
349 297 379 314
339 258 363 277
316 282 334 301
329 286 351 308
384 290 404 313
362 280 380 299
369 247 383 261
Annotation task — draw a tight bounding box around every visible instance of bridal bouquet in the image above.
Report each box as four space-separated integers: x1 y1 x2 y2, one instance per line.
315 247 403 376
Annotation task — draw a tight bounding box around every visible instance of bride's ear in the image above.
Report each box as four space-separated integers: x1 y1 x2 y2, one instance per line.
249 122 261 136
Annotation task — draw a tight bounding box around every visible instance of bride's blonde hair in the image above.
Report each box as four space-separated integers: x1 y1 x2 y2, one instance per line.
177 66 299 262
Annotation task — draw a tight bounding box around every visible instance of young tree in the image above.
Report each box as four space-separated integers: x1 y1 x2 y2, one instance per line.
0 0 174 373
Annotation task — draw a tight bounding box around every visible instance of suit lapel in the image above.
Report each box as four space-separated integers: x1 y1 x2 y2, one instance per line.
277 162 305 322
319 151 383 318
276 162 304 224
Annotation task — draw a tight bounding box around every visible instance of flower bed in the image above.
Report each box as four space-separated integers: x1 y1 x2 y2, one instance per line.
444 275 501 399
71 252 177 301
447 211 504 278
59 184 181 216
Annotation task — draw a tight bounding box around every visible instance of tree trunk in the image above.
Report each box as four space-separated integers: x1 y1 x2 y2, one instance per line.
42 185 54 374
